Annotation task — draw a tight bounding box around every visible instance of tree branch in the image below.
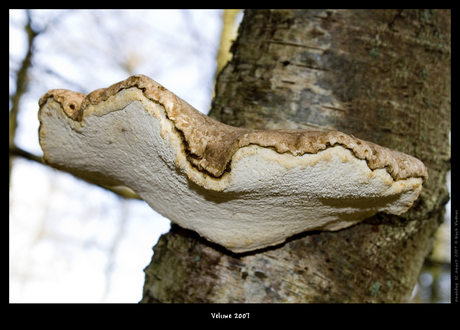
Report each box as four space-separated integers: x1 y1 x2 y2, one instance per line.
9 144 142 200
9 10 39 187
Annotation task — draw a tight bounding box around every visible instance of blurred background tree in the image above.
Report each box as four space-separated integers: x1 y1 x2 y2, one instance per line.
9 9 242 302
9 9 449 303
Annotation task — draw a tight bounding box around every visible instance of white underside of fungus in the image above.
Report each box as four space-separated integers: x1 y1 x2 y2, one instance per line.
38 75 427 253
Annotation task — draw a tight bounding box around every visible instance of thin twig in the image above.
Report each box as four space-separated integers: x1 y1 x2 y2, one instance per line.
9 10 39 186
9 144 142 200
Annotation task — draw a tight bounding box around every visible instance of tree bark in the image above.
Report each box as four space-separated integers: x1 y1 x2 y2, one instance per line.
141 9 450 303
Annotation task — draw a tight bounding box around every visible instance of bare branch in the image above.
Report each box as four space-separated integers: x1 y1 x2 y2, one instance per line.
10 10 39 186
9 145 43 164
9 144 142 201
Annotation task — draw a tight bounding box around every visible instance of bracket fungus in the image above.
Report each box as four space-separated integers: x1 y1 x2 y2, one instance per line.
38 75 427 253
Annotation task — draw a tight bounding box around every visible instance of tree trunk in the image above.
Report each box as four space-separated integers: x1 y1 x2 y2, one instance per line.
141 9 450 303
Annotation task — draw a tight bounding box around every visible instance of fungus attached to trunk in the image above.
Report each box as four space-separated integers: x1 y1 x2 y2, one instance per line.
38 75 427 253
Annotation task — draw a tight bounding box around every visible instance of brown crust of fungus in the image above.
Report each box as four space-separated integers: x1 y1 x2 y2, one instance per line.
39 74 427 183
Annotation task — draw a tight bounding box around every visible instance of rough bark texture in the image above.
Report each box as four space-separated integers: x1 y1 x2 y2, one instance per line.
141 9 450 303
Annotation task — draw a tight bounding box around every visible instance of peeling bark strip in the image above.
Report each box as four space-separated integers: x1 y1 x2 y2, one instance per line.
39 74 426 253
